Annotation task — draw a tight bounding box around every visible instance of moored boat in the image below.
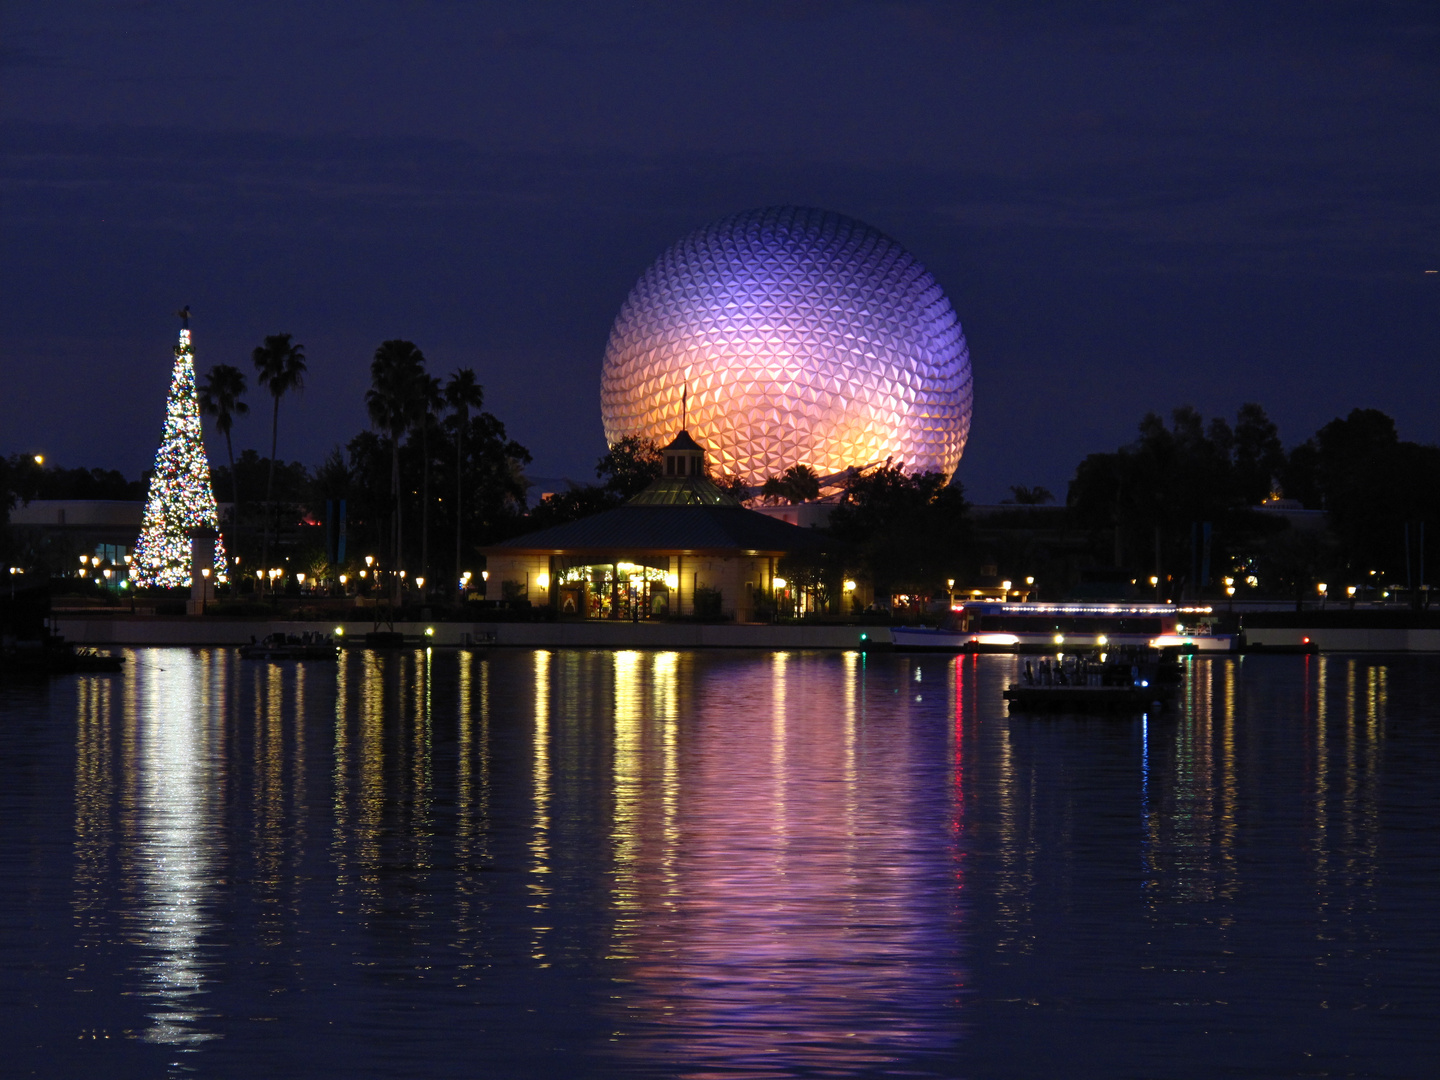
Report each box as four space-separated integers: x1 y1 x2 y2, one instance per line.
238 632 339 660
1003 648 1177 713
892 601 1235 653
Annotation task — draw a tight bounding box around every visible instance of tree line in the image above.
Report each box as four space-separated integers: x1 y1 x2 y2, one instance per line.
193 334 531 598
4 379 1437 609
1065 404 1438 604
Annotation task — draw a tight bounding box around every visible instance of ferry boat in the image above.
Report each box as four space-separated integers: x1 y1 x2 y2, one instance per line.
1002 648 1177 713
890 602 1236 653
239 632 339 660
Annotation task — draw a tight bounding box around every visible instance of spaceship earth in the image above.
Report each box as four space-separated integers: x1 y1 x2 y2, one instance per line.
600 206 972 486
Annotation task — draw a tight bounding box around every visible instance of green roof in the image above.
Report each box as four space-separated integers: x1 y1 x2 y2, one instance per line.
626 475 740 506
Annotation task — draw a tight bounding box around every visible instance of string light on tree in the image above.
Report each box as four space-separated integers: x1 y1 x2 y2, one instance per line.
131 308 228 587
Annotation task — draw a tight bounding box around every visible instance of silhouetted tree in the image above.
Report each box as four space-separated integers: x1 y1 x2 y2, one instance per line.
761 464 821 504
829 462 970 598
197 363 248 530
596 436 663 499
367 340 426 601
252 334 306 587
1006 484 1055 505
444 369 486 593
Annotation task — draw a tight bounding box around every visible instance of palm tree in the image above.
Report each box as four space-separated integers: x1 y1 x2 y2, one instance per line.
761 464 821 504
252 333 307 590
197 364 248 534
416 373 443 594
367 340 426 605
1007 484 1055 505
443 368 484 598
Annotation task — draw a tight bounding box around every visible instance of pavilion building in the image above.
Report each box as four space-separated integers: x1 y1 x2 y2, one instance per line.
482 431 834 621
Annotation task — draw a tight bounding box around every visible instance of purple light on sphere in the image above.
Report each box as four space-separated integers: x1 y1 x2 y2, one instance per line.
600 207 973 485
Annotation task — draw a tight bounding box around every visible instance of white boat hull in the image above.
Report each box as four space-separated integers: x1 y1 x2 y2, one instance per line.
889 627 1235 653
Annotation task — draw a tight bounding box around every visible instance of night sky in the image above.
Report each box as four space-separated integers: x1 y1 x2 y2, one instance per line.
3 2 1437 502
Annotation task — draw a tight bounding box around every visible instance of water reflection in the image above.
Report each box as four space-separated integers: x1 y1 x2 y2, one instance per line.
599 650 960 1073
1137 656 1388 929
46 647 1433 1077
123 650 224 1046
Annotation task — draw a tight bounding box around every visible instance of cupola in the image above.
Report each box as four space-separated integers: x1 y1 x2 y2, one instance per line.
662 430 707 478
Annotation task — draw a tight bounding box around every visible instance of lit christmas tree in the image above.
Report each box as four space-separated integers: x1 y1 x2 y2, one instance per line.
131 309 228 587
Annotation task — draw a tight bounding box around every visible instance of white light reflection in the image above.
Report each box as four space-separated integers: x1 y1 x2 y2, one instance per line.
128 650 223 1045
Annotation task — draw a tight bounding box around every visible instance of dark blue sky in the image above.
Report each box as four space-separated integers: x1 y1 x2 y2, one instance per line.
3 1 1437 501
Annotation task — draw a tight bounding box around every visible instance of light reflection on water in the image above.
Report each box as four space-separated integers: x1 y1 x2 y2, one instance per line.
598 650 960 1074
1 649 1433 1077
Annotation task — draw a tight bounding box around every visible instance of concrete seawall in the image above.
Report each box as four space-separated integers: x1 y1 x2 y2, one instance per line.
54 617 887 651
51 617 1440 652
1242 625 1440 652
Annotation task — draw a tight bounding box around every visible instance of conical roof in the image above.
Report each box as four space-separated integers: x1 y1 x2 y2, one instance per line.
626 473 739 507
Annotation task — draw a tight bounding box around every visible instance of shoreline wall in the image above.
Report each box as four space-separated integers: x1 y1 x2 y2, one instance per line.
51 617 1440 652
54 617 885 651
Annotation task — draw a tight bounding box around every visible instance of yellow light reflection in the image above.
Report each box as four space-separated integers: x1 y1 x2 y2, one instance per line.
530 650 552 963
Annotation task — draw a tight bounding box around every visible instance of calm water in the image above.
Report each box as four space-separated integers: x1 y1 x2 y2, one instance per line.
1 648 1436 1079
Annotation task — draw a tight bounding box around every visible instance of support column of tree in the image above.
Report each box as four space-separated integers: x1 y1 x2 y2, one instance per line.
253 333 307 595
197 364 249 555
367 340 426 607
417 373 442 597
444 368 485 602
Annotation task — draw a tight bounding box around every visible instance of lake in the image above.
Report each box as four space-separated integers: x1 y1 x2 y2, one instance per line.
1 648 1436 1078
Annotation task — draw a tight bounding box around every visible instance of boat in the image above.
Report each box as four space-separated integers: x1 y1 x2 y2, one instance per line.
892 601 1236 653
1003 649 1177 713
0 636 124 676
361 630 407 648
238 632 339 660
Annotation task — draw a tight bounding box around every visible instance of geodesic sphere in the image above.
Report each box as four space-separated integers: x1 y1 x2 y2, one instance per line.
600 206 972 486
